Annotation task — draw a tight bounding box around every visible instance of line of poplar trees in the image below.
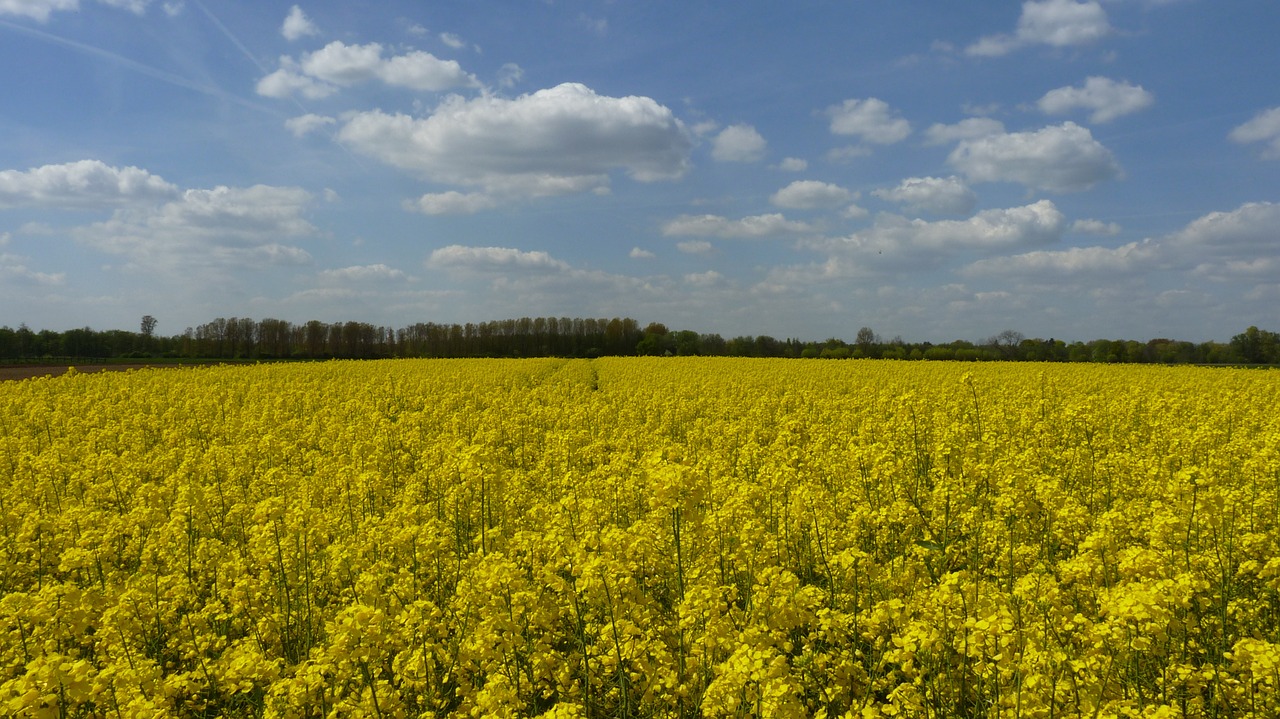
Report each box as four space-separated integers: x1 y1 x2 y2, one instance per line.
1 317 1277 365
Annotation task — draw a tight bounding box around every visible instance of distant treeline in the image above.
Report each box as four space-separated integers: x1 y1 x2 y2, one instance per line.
1 317 1278 365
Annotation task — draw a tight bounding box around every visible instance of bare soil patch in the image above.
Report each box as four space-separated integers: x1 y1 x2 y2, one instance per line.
0 364 160 381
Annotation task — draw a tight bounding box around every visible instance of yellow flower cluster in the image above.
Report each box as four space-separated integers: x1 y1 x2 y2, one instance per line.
2 358 1278 717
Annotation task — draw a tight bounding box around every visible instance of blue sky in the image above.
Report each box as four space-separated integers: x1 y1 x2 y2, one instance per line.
1 0 1278 342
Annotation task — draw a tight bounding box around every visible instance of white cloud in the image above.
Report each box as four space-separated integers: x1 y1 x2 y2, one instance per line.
968 0 1112 57
0 160 178 209
297 41 383 85
284 113 336 137
961 240 1157 277
281 5 319 42
963 201 1280 282
256 63 336 100
312 41 475 91
439 32 465 49
0 254 65 285
1229 107 1280 159
1038 77 1154 123
497 62 524 89
73 185 316 271
770 180 853 209
924 118 1006 145
0 231 8 247
404 191 498 216
339 83 692 199
96 0 147 12
0 0 111 22
1175 203 1280 283
629 247 655 259
1071 218 1121 235
948 122 1121 192
662 213 814 238
676 240 713 255
1166 201 1280 261
258 41 477 98
711 124 767 162
841 204 870 220
777 157 808 172
318 264 408 283
377 50 476 91
684 270 724 287
427 245 570 272
872 176 977 216
825 146 873 163
844 200 1066 253
790 202 1066 282
690 120 720 137
825 98 911 144
17 222 54 235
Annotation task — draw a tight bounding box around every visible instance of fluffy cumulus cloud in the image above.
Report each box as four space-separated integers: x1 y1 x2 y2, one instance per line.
872 176 977 216
0 160 178 208
427 245 570 272
770 180 853 209
963 201 1280 283
339 83 693 200
73 184 316 270
968 0 1112 57
404 191 498 216
853 200 1065 252
281 5 319 41
711 124 767 162
777 157 808 172
1230 107 1280 159
808 199 1070 264
1038 77 1154 123
961 240 1157 278
257 41 477 99
773 202 1066 284
284 113 336 137
825 98 911 144
662 213 813 238
923 118 1006 146
256 64 333 100
947 122 1120 192
1166 201 1280 272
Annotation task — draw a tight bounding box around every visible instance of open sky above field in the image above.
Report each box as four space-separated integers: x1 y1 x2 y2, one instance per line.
1 1 1277 342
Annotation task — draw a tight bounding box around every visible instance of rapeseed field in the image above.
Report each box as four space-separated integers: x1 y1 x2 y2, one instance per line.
1 358 1278 718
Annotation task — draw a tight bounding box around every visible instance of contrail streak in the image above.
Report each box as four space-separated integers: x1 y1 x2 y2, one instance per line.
0 17 280 116
188 0 314 120
189 0 270 75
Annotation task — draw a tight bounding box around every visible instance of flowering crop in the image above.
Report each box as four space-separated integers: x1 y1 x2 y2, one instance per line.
2 358 1278 718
